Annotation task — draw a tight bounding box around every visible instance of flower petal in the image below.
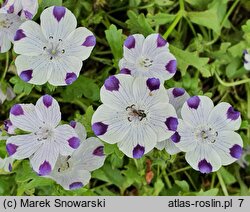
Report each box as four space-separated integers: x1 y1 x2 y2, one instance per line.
30 140 59 175
70 121 87 142
0 32 11 53
53 124 80 155
35 95 61 128
14 20 47 56
208 102 241 131
212 131 243 165
117 124 157 158
40 6 77 42
62 27 95 61
73 137 106 171
91 104 129 144
181 95 214 127
20 0 38 20
10 103 43 132
6 134 42 159
47 56 82 86
185 143 221 173
167 87 190 117
15 55 51 85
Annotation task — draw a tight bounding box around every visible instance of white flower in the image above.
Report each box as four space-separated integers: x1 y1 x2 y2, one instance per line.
175 95 243 173
119 33 177 82
243 50 250 70
156 87 190 155
0 156 14 172
91 74 178 158
0 0 38 20
0 0 38 53
46 122 106 190
0 12 23 53
6 94 81 176
13 6 96 86
0 84 15 104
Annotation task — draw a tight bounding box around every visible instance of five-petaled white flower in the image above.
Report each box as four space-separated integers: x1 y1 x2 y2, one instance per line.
156 87 189 155
13 6 96 86
91 74 178 158
119 33 177 82
0 0 38 53
6 94 81 176
0 156 14 172
175 95 243 173
243 50 250 70
0 0 38 20
45 121 106 190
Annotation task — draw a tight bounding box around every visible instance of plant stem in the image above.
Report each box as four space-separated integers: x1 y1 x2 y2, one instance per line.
215 72 250 87
162 169 172 188
217 172 229 196
168 166 191 176
1 52 9 83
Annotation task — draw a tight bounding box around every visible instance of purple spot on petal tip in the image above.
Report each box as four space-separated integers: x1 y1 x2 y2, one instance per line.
53 6 66 22
133 144 145 159
8 163 12 172
39 161 52 176
69 182 83 190
20 69 32 82
124 35 135 49
230 144 242 159
165 60 177 74
198 159 212 174
170 132 180 143
42 95 53 108
6 143 18 156
82 35 96 47
14 29 26 41
165 117 178 131
65 72 77 85
4 120 12 131
227 106 240 121
187 96 200 109
93 146 104 156
69 121 76 128
146 78 160 92
92 122 108 136
156 34 167 47
104 75 120 91
24 10 33 19
172 88 185 98
120 68 131 75
68 137 80 149
10 104 24 116
7 4 14 13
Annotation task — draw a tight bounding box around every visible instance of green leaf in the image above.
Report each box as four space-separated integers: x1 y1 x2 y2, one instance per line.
218 167 236 185
153 179 164 195
154 0 174 6
196 188 219 196
39 0 62 8
82 106 95 133
62 76 100 102
126 10 154 36
175 180 190 192
185 0 213 9
147 13 176 26
9 76 33 95
169 45 209 76
187 0 228 35
105 25 123 67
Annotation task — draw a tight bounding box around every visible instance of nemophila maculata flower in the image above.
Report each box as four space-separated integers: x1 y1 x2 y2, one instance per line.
0 156 14 172
119 33 177 82
0 84 15 104
4 119 16 134
91 74 178 158
0 0 38 20
156 88 189 155
175 95 243 174
6 95 81 176
243 50 250 70
45 121 106 190
13 6 96 86
0 0 37 53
